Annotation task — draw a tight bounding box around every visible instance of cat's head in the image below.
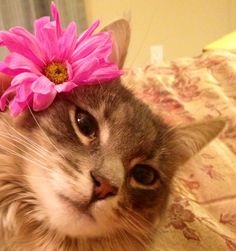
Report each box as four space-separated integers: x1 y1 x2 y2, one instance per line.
3 20 224 244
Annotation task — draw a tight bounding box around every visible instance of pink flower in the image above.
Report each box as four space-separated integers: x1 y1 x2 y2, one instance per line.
0 2 122 116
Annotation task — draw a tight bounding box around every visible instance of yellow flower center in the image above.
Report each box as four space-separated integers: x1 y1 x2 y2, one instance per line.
44 62 68 84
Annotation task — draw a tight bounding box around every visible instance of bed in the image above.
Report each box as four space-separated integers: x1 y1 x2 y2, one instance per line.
123 50 236 251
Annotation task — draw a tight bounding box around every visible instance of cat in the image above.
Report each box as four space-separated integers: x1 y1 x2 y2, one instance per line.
0 19 224 251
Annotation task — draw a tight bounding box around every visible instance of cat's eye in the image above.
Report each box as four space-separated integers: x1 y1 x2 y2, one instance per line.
131 164 159 186
75 109 98 138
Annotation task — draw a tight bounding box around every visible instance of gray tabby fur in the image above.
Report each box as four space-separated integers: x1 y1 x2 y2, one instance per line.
0 19 224 251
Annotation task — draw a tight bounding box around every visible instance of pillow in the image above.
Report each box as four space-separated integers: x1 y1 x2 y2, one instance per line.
204 31 236 52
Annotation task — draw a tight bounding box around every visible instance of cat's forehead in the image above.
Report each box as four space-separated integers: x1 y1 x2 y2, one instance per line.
67 82 166 158
69 82 133 112
69 82 152 126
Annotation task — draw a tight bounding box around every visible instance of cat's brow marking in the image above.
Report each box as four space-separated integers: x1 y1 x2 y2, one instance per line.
100 122 110 145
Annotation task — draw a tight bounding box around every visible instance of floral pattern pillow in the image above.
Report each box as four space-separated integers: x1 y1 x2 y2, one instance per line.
123 50 236 251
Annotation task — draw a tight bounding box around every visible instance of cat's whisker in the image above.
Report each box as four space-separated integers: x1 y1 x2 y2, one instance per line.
1 119 52 154
5 173 52 183
0 135 82 186
123 206 152 226
168 183 194 202
103 233 114 250
159 170 171 184
0 145 53 174
117 209 150 235
27 106 67 161
0 131 68 177
119 217 152 248
116 228 136 249
0 132 49 161
8 133 50 157
123 217 147 235
0 139 48 169
1 146 42 169
121 217 154 248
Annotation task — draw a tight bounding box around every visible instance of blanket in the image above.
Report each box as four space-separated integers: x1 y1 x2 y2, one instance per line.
123 50 236 251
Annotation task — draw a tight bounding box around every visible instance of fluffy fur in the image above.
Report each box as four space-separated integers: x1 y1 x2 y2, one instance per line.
0 20 224 251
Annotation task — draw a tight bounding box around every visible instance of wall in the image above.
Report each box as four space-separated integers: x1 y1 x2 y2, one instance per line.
84 0 236 67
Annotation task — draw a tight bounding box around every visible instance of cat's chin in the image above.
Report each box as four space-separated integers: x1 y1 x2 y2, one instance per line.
46 193 120 238
25 165 121 239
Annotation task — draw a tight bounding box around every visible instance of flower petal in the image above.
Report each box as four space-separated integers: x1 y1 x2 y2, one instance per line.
0 85 17 111
0 4 123 117
75 20 100 45
65 61 73 80
10 27 44 62
15 83 33 103
54 81 77 93
11 72 38 86
51 2 63 37
87 64 122 83
9 98 29 116
72 57 99 82
40 21 59 62
0 37 4 46
33 90 57 111
72 54 122 83
72 32 111 61
58 22 77 60
0 62 23 76
31 76 55 95
2 27 45 66
0 72 37 111
2 53 41 76
34 16 50 41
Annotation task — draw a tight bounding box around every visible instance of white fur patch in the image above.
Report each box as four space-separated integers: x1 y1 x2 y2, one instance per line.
100 123 110 145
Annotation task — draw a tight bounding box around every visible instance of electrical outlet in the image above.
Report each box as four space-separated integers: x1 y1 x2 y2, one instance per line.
150 45 163 64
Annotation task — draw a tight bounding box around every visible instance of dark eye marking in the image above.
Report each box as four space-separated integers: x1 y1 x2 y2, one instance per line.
75 108 98 139
130 164 160 186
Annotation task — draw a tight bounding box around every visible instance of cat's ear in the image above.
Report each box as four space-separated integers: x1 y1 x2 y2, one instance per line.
101 19 130 68
165 119 226 166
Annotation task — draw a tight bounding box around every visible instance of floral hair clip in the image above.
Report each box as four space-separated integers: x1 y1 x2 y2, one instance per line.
0 2 122 116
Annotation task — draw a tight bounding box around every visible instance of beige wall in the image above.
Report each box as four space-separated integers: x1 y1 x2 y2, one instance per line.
84 0 236 67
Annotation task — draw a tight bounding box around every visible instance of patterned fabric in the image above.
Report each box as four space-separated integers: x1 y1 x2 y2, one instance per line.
123 50 236 251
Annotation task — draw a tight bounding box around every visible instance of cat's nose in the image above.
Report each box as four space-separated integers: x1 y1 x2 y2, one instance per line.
91 172 118 201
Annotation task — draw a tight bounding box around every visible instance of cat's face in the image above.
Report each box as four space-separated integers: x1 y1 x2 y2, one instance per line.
22 81 170 238
0 19 224 250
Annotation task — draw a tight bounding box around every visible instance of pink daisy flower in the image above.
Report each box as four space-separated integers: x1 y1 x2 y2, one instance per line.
0 2 122 116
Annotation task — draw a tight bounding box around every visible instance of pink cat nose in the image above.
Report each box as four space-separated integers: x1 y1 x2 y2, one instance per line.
91 173 118 201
